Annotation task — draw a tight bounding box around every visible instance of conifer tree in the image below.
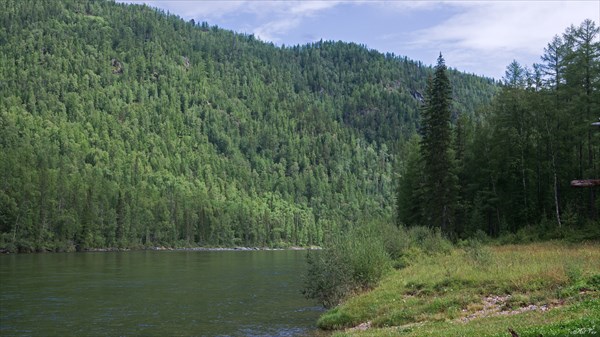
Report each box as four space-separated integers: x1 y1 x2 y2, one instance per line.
419 53 457 234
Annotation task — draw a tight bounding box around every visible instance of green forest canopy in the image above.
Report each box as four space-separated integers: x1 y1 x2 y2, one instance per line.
1 0 595 252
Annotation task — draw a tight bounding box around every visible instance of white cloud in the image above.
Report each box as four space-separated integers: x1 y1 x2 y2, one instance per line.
253 17 302 43
420 2 594 52
290 1 341 15
121 0 343 42
250 1 342 42
406 1 599 77
123 0 248 20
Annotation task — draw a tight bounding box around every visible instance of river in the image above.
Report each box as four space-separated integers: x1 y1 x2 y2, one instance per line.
0 250 323 336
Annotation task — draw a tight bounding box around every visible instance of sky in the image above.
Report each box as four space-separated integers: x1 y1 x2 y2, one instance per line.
120 1 599 80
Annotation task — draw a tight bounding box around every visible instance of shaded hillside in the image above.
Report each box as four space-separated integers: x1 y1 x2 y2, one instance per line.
0 0 497 251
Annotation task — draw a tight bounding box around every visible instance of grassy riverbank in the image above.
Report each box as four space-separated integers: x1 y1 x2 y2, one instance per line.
317 242 600 336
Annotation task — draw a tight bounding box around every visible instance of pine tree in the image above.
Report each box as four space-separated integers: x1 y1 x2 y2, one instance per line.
419 53 458 234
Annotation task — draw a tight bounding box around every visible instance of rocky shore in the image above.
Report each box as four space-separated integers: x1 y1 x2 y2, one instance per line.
1 245 321 254
73 245 321 253
145 246 321 252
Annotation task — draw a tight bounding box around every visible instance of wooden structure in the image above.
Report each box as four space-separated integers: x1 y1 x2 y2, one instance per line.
571 179 600 188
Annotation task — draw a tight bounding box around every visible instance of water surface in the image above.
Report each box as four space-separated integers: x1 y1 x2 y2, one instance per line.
0 250 323 336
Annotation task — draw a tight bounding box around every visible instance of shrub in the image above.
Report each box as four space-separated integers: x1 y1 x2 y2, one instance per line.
303 247 355 308
303 224 458 308
303 224 392 308
407 226 453 255
380 223 411 260
346 234 391 288
463 238 493 266
472 229 490 244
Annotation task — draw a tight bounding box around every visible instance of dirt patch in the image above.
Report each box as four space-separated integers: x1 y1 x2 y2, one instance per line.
347 321 371 332
458 295 564 323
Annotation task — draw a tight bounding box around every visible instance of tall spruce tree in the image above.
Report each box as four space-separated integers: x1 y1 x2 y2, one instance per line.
420 53 457 234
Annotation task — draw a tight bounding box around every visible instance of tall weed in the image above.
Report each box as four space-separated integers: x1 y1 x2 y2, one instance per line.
463 238 493 266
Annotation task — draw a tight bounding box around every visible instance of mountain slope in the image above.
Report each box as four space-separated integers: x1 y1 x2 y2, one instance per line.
0 0 497 251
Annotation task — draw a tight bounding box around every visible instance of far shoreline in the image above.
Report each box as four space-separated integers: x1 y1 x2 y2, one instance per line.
0 245 322 254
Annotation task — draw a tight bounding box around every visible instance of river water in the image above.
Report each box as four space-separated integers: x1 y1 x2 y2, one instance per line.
0 250 323 336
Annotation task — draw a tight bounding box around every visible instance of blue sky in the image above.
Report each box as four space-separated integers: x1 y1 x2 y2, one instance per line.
121 1 599 80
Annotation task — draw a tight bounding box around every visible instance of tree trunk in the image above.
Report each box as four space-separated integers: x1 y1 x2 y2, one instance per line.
553 169 562 227
545 118 562 227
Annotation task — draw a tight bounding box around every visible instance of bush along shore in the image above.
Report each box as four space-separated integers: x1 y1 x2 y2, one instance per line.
303 224 600 337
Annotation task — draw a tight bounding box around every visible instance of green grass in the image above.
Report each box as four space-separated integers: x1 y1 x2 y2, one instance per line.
317 242 600 336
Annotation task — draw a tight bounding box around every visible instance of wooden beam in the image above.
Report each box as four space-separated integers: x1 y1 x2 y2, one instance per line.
571 179 600 188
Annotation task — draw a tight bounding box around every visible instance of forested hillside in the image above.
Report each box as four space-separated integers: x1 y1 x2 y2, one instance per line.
0 0 496 251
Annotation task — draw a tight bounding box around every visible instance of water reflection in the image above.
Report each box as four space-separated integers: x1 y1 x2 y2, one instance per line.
0 250 323 336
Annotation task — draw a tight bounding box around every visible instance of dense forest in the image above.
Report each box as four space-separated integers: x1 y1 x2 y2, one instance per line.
0 0 497 252
397 19 600 239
